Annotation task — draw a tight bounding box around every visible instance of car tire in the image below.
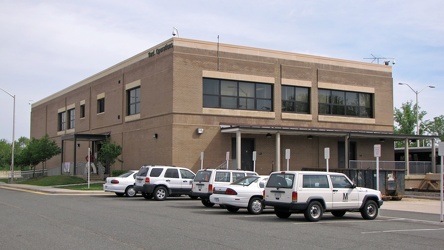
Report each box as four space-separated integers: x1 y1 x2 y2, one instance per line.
226 206 240 213
125 186 137 197
142 192 153 200
304 201 323 222
360 200 378 220
201 198 215 207
115 192 125 197
247 197 264 214
331 210 346 217
274 208 291 219
153 186 168 201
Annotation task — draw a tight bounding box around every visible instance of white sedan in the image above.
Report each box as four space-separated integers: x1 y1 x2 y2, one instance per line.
103 170 139 197
210 175 269 214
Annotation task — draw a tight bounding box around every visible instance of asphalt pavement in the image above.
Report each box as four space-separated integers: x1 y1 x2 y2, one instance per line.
1 181 443 215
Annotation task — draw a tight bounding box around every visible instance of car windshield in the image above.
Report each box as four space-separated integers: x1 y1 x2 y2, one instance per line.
232 176 259 186
194 170 212 182
119 171 135 178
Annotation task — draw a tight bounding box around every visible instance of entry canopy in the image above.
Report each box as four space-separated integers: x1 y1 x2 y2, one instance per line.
220 124 438 141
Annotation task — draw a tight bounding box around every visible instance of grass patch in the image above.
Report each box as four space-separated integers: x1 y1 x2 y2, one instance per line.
20 176 89 186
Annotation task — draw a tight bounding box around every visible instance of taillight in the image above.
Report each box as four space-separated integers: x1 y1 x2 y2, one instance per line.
209 184 213 193
263 190 265 197
145 177 150 183
111 180 119 184
292 191 298 201
225 188 238 195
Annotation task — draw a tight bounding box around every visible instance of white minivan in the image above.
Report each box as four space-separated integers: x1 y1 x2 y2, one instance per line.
190 169 258 207
263 171 383 222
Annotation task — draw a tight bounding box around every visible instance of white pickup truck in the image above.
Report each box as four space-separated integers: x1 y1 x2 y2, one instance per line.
263 171 383 222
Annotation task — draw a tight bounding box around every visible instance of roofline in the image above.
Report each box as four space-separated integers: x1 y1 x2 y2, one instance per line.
33 37 391 107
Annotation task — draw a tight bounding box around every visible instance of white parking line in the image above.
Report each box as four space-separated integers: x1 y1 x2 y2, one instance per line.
362 228 444 234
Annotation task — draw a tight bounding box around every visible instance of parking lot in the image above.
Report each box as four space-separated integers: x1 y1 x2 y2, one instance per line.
0 186 443 250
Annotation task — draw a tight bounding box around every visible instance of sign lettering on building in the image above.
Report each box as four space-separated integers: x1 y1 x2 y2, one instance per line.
148 43 174 58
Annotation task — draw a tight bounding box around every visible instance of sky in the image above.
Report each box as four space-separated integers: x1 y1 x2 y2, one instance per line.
1 0 443 142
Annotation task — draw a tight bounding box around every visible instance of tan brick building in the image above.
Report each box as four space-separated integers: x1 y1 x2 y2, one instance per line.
31 38 401 175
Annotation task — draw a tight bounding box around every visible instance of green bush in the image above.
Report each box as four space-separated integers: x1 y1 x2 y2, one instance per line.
112 170 127 177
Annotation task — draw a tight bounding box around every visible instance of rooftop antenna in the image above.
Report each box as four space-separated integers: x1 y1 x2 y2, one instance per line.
364 54 395 65
172 27 179 37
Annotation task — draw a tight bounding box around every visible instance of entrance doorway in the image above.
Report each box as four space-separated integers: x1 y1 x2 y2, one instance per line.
338 141 356 168
231 138 255 171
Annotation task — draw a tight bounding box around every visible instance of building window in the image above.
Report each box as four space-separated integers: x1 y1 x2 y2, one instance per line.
68 108 75 129
318 89 373 117
80 104 85 118
203 78 273 111
127 87 140 115
97 98 105 114
282 85 310 114
58 111 66 131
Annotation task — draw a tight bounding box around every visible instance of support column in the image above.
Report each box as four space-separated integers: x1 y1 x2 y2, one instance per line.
405 138 410 175
275 132 281 171
236 131 241 170
345 134 349 168
432 138 436 173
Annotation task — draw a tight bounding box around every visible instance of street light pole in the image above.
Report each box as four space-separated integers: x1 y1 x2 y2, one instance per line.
398 83 435 146
0 87 15 183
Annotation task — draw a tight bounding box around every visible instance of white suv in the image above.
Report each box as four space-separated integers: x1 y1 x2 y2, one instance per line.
190 169 258 207
263 171 383 222
134 165 196 200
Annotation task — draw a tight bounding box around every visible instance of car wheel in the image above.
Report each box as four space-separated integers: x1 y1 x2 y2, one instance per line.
142 192 153 200
115 192 125 197
226 206 240 213
331 210 346 217
274 208 291 219
201 198 215 207
360 200 378 220
125 186 137 197
247 197 264 214
153 186 168 201
304 201 323 222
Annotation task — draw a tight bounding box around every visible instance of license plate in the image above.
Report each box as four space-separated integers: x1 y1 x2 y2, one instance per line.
274 193 281 199
214 198 219 202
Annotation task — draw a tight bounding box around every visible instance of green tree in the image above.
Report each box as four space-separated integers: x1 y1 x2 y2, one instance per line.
0 139 11 170
393 101 427 147
17 135 61 176
97 139 122 176
424 115 444 143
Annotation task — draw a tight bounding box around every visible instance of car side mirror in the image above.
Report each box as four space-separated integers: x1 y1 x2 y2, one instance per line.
352 183 356 189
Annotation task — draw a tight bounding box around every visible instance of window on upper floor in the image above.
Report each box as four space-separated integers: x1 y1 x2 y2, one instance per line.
80 104 85 118
97 98 105 114
318 89 373 118
68 108 75 129
127 87 140 116
282 85 310 114
58 111 66 131
203 78 273 111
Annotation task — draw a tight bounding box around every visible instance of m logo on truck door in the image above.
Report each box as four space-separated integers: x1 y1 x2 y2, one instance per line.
343 193 349 202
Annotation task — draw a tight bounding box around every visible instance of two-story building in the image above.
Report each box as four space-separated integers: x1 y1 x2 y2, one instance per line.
31 37 427 176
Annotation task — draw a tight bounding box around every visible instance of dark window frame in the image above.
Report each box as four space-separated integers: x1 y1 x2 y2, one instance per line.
281 85 310 114
67 108 75 129
97 98 105 114
58 111 66 131
318 89 373 118
127 87 141 116
80 104 85 118
203 78 273 111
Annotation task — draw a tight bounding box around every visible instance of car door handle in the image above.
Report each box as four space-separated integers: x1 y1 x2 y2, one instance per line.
333 189 338 192
166 180 171 182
